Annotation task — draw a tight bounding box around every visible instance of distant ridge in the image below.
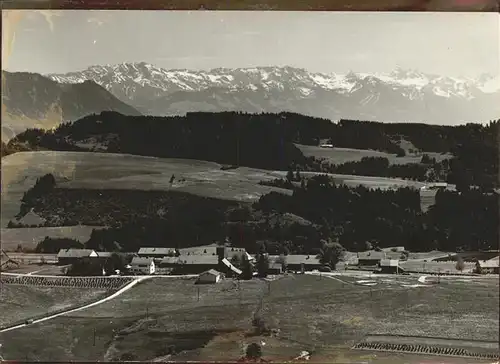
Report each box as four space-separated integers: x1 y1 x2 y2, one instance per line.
48 63 500 125
1 70 141 142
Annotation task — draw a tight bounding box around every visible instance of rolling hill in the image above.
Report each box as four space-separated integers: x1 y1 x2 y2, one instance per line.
1 71 141 142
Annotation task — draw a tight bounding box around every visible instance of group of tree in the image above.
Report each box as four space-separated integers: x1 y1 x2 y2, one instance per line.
65 253 129 276
8 112 498 190
35 237 83 253
16 170 498 256
18 173 56 217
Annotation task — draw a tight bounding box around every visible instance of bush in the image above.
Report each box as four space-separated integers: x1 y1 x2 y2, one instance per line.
246 343 262 360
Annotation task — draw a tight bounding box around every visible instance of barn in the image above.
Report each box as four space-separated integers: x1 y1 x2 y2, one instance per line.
137 247 176 261
57 249 98 265
285 255 322 273
475 259 499 274
197 269 223 284
357 251 386 266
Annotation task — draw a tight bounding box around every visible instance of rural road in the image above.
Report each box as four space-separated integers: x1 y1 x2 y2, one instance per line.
0 275 154 334
1 272 198 278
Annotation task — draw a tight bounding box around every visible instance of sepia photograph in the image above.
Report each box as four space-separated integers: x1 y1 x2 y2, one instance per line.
1 9 499 363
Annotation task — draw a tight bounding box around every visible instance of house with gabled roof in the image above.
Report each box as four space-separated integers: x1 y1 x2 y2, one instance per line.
357 251 386 266
130 257 156 275
197 269 223 284
475 258 499 274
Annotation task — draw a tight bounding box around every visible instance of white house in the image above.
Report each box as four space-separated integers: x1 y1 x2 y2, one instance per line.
130 257 156 275
379 259 401 274
197 269 223 284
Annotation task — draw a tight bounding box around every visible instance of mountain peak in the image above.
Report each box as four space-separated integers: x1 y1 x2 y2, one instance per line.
390 67 426 80
44 63 499 124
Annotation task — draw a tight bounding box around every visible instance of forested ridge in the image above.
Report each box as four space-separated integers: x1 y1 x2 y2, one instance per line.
17 174 499 255
8 111 499 189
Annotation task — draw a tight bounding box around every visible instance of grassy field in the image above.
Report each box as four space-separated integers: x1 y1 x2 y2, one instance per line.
296 144 452 166
0 226 103 251
0 274 497 362
2 151 428 229
0 284 108 328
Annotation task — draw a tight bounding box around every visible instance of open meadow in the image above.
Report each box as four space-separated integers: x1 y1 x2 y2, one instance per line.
2 151 427 229
0 284 108 329
0 274 497 362
296 144 453 165
0 226 103 251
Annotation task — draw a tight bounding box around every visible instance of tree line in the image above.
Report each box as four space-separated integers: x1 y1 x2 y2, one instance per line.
17 173 498 255
8 111 499 190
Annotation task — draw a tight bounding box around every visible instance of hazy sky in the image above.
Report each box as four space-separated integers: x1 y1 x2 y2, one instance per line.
2 11 499 78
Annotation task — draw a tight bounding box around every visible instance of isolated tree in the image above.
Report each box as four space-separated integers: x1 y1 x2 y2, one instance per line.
230 254 242 269
319 240 345 270
246 343 262 360
241 257 253 280
455 256 465 272
169 174 175 184
275 254 287 271
300 179 306 190
364 241 373 251
256 254 269 278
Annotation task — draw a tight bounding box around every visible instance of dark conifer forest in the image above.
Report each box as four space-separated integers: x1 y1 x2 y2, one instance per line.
9 111 499 190
17 173 499 255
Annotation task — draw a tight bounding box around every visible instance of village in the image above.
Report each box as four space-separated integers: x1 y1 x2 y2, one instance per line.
3 243 498 287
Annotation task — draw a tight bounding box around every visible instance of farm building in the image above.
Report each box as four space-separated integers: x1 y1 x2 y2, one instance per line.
381 246 405 253
379 259 402 274
137 247 176 260
130 257 156 275
13 209 46 227
475 259 499 274
427 182 448 190
57 249 98 265
158 254 220 274
285 255 322 273
197 269 223 284
268 262 283 275
357 251 386 266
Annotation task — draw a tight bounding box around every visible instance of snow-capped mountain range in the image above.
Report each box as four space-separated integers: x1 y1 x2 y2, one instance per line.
48 63 500 124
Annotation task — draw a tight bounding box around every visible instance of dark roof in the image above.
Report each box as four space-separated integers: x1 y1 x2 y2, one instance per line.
285 255 322 265
178 255 219 265
138 247 175 256
95 252 113 258
130 257 155 266
159 255 219 266
357 251 386 260
57 249 96 259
